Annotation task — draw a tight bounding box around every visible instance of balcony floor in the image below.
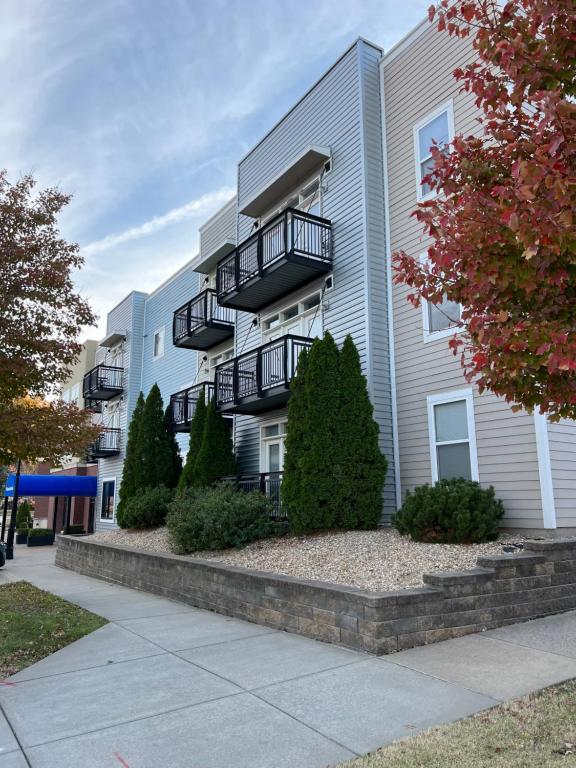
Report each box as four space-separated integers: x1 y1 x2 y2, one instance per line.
218 255 331 312
173 322 234 351
218 385 290 415
84 388 123 401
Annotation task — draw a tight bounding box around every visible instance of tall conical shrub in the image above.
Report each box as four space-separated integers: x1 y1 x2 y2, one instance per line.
138 384 178 489
336 335 387 529
281 348 310 529
164 404 183 489
285 332 341 534
194 401 236 486
178 390 207 492
116 391 145 525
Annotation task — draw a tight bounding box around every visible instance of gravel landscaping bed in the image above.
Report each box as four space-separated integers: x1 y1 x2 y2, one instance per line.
88 527 525 592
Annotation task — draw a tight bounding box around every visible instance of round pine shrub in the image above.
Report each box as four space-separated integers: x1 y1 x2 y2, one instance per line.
392 478 505 544
167 483 274 553
118 485 174 530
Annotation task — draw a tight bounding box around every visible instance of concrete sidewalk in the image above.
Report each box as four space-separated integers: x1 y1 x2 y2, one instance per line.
1 545 575 768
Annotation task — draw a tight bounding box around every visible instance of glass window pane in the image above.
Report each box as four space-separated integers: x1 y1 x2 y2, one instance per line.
434 400 468 442
282 304 299 320
437 443 472 481
268 443 281 472
303 294 320 311
428 297 461 332
263 424 279 437
418 111 449 159
264 314 280 330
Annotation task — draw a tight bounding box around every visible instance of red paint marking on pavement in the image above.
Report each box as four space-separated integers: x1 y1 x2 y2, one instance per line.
113 753 131 768
0 680 16 687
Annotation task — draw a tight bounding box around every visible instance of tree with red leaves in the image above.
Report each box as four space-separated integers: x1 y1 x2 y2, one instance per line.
393 1 576 420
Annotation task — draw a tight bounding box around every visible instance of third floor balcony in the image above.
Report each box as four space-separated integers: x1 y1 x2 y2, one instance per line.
169 381 214 432
216 208 332 313
82 364 123 401
173 288 235 351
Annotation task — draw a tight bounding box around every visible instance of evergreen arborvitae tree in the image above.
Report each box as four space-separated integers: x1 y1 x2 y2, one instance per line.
281 348 310 530
163 404 182 489
289 332 341 534
177 390 207 492
336 335 387 529
138 384 178 489
116 391 145 526
194 400 236 486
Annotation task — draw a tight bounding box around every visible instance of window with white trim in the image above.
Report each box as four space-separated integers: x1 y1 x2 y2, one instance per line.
427 390 479 482
420 253 462 341
414 102 454 200
153 327 165 360
261 290 323 342
260 172 323 226
100 479 116 520
260 421 287 473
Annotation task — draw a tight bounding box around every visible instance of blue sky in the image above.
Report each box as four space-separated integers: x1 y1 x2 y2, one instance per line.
2 0 429 337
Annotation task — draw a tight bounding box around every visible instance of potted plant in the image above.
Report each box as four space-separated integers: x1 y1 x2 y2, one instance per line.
67 524 86 536
16 527 29 545
26 528 55 547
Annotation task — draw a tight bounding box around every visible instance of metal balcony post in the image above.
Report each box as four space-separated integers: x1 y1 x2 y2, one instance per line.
256 349 263 397
283 337 289 387
233 359 239 405
283 210 288 258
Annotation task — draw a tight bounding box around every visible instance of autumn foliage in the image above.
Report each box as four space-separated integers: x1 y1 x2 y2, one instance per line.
0 172 100 462
393 1 576 419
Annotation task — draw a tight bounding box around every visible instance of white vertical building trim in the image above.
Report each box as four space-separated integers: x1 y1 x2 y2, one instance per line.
380 59 402 510
534 411 557 529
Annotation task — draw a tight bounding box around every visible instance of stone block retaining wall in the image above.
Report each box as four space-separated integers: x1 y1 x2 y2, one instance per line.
56 536 576 655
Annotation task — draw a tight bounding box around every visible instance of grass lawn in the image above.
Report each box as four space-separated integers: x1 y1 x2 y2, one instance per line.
341 680 576 768
0 581 107 678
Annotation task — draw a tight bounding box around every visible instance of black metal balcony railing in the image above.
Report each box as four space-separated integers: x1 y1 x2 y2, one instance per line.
173 289 235 351
216 208 332 312
84 397 102 414
215 334 313 415
221 472 284 519
82 365 123 401
87 427 121 460
169 382 214 433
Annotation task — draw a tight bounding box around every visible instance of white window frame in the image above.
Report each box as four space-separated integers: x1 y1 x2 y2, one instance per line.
259 419 287 473
419 252 462 343
260 288 324 343
152 326 165 360
100 477 116 521
413 100 455 202
427 388 479 483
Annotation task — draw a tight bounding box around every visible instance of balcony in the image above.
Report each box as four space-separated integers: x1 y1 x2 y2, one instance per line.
221 472 284 519
216 208 332 312
215 335 312 415
87 427 121 460
173 289 235 351
169 382 214 433
84 397 102 414
82 365 123 401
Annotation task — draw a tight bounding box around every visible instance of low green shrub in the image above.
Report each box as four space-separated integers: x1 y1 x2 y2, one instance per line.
392 478 505 544
16 527 29 535
67 524 85 535
167 483 275 553
118 485 173 529
27 528 54 538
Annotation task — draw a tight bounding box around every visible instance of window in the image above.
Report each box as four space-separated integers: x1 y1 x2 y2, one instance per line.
420 253 462 341
414 102 454 200
261 290 323 342
427 389 479 483
153 327 165 359
100 479 116 520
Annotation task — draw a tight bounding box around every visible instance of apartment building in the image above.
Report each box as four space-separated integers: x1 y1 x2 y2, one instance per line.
85 265 199 531
89 18 575 532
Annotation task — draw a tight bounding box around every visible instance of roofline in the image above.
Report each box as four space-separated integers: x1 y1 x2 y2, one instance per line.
381 14 431 66
106 290 149 318
238 37 383 167
198 196 237 233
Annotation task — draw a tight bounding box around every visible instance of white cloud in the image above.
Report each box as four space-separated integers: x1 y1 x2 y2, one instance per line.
81 186 235 256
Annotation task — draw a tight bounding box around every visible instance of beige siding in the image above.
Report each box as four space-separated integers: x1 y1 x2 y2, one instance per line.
548 419 576 527
383 22 544 528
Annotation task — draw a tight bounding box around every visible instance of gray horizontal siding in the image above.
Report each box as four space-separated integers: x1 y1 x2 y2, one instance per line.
199 197 237 262
548 419 576 527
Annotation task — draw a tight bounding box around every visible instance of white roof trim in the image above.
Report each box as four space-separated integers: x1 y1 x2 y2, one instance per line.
99 331 126 348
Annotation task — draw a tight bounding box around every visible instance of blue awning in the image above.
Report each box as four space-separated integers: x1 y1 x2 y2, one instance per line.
4 474 97 498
